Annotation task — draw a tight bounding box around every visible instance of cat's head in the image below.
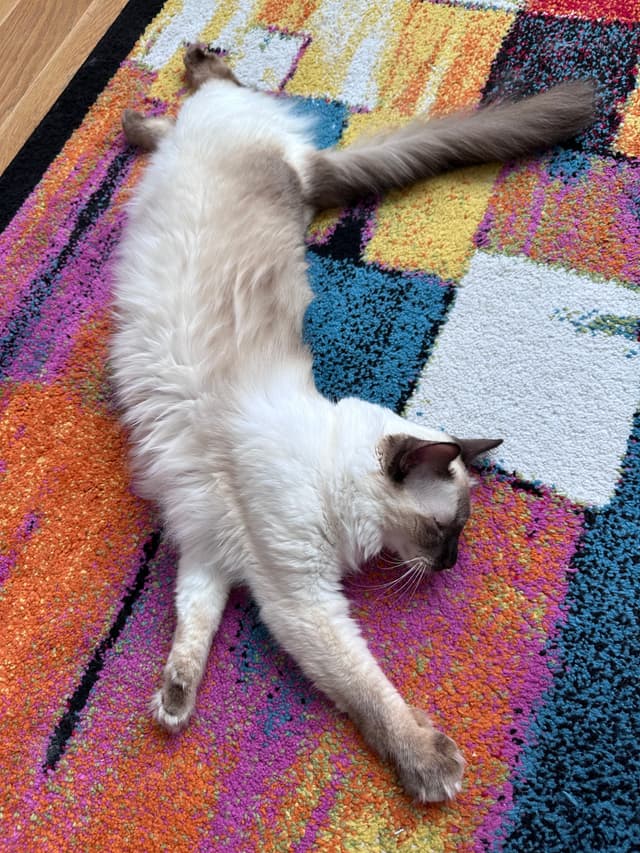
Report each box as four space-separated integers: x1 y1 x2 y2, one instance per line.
377 432 502 573
334 399 501 574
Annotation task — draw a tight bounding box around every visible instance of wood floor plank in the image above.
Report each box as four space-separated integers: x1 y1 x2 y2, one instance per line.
0 0 90 119
0 0 128 176
0 0 23 29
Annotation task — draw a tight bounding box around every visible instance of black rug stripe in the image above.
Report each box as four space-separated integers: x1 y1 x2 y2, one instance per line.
0 151 133 379
0 0 166 234
44 529 162 771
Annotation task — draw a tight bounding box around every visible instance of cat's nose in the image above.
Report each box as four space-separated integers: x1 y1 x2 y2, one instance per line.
435 540 458 571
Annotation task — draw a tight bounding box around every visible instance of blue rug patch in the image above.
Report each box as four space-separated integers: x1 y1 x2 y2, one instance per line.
304 251 451 410
287 95 349 149
501 411 640 852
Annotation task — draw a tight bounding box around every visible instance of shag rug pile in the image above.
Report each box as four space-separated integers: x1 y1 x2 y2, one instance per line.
1 1 638 850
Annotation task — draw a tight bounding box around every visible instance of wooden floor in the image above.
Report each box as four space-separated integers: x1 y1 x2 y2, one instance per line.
0 0 128 175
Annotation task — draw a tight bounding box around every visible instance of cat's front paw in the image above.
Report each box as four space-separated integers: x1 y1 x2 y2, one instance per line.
150 668 196 732
393 710 465 803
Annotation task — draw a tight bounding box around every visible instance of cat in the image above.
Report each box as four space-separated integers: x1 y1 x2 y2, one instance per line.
111 44 594 802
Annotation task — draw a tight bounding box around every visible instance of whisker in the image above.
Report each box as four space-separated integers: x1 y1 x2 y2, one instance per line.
382 575 418 602
378 565 423 601
347 556 429 599
378 555 423 571
357 569 416 591
407 566 426 601
385 561 430 603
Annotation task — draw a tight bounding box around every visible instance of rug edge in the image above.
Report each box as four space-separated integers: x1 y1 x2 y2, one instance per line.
0 0 166 234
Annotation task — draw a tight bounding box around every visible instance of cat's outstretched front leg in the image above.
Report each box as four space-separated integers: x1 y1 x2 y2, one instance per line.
257 582 464 803
152 550 230 731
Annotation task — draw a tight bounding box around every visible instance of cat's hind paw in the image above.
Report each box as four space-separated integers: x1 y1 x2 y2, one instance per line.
183 43 241 89
122 110 174 152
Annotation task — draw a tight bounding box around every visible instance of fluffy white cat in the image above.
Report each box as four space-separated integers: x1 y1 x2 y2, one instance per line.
111 45 593 801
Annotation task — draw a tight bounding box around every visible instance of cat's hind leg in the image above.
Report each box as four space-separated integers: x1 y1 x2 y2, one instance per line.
152 550 230 731
183 43 243 90
122 110 174 151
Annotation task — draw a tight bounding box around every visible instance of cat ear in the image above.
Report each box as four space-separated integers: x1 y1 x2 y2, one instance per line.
383 436 461 483
452 437 503 466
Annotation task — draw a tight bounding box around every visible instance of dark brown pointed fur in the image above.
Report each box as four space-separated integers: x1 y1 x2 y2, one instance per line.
122 110 175 152
306 80 596 209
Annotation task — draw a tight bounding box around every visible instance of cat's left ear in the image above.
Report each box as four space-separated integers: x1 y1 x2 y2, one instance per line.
382 436 461 483
452 437 503 466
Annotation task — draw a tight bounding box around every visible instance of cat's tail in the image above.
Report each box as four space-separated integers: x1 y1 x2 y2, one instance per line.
304 80 595 210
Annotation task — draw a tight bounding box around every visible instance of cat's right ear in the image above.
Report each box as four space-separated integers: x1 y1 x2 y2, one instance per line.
381 435 460 483
451 437 503 466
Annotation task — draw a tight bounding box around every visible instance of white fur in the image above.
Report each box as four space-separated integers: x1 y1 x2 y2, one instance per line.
111 78 466 802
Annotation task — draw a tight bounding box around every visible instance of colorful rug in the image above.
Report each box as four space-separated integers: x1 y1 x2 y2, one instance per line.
1 1 639 850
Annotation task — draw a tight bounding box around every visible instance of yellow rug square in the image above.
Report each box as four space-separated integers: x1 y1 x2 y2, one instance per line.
373 1 514 116
364 164 500 280
283 0 406 102
615 84 640 157
257 0 322 33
